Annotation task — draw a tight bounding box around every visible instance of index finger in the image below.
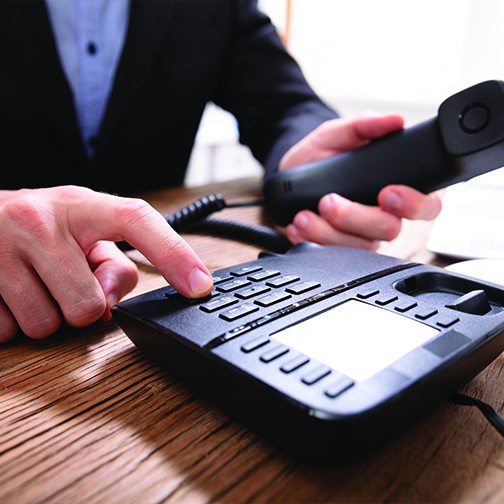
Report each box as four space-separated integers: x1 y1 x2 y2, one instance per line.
68 190 213 298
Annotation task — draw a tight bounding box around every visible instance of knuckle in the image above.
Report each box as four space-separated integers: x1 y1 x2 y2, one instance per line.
22 313 62 339
0 192 55 245
0 314 19 342
156 235 189 260
113 198 155 228
65 296 106 328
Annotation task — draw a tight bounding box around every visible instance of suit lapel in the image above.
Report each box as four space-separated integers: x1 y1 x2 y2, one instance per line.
0 0 86 163
96 0 178 153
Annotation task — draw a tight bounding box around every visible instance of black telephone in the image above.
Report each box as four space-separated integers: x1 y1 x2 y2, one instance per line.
112 244 504 464
112 80 504 464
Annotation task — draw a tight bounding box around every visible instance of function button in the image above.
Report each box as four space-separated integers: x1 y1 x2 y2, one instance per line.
267 275 300 287
248 270 281 281
302 366 331 385
219 303 259 321
260 345 289 363
212 274 233 284
436 316 460 328
230 265 262 277
286 281 321 295
375 295 399 306
415 308 438 320
235 286 271 299
217 279 252 293
357 289 379 299
254 291 292 307
199 295 237 313
280 355 310 373
241 335 270 353
395 301 418 313
324 376 354 398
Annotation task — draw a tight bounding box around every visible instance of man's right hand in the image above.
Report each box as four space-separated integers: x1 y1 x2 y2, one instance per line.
0 186 214 343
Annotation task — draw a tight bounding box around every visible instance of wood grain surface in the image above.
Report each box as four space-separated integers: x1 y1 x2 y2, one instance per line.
1 178 504 504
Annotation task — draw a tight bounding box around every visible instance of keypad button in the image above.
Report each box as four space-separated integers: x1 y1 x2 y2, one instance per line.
302 366 331 385
324 376 354 398
266 275 300 287
260 345 289 363
395 301 418 313
212 274 233 284
217 279 252 293
199 295 237 313
248 270 281 281
219 303 259 321
375 295 398 306
436 316 460 328
254 292 292 307
230 266 262 277
180 290 219 305
357 289 380 299
415 309 438 320
280 355 310 373
235 286 271 299
286 281 321 295
241 336 270 353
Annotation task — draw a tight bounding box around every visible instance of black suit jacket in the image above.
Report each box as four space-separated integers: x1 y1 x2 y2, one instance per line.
0 0 337 194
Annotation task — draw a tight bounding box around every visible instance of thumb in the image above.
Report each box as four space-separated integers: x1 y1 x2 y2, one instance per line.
87 241 139 319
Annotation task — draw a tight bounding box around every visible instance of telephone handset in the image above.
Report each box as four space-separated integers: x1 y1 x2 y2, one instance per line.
263 80 504 225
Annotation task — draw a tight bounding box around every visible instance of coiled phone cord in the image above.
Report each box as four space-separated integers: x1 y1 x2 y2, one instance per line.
117 193 291 253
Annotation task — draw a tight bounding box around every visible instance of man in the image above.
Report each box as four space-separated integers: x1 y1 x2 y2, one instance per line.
0 0 440 343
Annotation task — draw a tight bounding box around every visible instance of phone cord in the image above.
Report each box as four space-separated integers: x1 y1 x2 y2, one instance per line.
448 393 504 437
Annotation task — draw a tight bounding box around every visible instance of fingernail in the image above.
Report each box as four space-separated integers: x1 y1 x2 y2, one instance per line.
107 291 119 308
287 224 298 239
382 190 402 210
189 268 213 296
294 213 309 230
319 194 334 215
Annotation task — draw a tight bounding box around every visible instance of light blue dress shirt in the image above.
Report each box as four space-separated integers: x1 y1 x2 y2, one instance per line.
45 0 131 158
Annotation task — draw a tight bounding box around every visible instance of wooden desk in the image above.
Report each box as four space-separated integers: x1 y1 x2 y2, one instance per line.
1 178 503 504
